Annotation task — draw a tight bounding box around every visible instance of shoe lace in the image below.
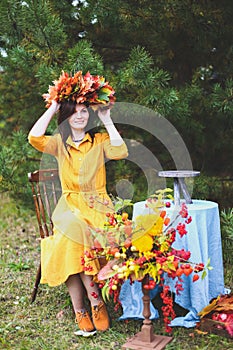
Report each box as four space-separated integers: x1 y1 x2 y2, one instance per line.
76 310 88 324
92 304 102 320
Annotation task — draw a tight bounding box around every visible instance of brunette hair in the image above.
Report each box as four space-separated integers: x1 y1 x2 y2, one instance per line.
57 100 96 152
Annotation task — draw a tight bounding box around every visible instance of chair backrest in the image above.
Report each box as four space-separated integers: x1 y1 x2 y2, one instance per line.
28 169 62 238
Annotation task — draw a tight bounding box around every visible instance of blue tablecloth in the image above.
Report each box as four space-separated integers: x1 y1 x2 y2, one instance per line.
119 200 226 327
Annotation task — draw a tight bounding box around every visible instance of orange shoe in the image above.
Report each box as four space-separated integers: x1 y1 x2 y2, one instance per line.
91 301 110 332
75 310 95 332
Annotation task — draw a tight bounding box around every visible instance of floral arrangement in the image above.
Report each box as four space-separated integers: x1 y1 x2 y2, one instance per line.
42 71 115 109
83 190 211 333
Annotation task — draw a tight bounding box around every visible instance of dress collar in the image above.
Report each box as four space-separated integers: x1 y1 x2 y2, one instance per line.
66 133 92 147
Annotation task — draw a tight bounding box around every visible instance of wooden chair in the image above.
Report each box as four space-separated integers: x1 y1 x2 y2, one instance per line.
28 168 62 302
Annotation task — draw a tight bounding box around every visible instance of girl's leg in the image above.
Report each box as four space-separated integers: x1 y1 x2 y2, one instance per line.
65 273 85 312
65 273 95 332
79 273 101 307
80 273 110 331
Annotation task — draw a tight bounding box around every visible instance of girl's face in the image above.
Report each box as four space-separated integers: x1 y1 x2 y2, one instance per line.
68 104 89 130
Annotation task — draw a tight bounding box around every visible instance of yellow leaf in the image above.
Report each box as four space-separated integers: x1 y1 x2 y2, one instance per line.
135 214 159 232
132 233 153 252
148 217 164 236
101 87 112 94
131 267 143 281
195 329 208 335
198 296 220 318
160 241 169 253
101 282 110 303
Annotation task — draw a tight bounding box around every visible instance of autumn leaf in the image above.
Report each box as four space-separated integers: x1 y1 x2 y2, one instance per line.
101 281 110 303
98 259 119 280
214 294 233 312
132 233 153 252
198 294 233 318
225 314 233 337
198 296 221 318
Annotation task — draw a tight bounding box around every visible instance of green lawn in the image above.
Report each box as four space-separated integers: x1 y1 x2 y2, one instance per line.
0 194 232 349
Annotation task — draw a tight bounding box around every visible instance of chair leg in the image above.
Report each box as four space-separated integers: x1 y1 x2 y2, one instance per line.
31 262 41 303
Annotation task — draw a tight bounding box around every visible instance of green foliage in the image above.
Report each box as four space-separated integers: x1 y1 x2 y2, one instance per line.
220 209 233 265
64 40 104 75
8 259 31 271
112 197 133 214
192 175 223 201
0 1 105 136
76 0 233 81
211 79 233 115
0 0 233 207
0 130 39 206
115 46 174 111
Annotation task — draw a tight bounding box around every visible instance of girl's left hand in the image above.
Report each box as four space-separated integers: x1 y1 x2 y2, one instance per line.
97 105 113 125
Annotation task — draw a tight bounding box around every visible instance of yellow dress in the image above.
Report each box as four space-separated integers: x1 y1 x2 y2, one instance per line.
28 132 128 286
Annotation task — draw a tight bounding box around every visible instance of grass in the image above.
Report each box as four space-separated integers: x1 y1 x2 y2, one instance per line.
0 194 232 350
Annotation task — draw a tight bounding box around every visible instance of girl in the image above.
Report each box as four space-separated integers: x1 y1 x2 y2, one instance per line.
28 72 128 333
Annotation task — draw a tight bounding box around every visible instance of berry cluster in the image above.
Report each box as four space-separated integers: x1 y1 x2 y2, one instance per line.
143 279 157 290
160 285 176 333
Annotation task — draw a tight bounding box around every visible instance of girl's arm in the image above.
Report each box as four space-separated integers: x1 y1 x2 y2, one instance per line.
29 101 60 137
97 107 124 146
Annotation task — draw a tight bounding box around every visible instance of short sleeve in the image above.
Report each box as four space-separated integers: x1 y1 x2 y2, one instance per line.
28 134 59 156
100 133 128 160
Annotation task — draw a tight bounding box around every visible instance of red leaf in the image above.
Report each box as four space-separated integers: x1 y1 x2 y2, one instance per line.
225 314 233 337
193 274 199 282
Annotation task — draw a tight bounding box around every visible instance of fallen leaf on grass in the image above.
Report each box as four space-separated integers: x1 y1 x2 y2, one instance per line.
195 329 208 335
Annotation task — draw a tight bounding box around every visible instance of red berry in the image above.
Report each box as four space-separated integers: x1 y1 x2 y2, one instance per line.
160 210 166 218
91 292 98 298
164 217 170 226
165 202 171 208
143 284 150 290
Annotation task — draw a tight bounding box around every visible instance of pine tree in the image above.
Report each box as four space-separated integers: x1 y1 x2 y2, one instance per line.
0 0 232 207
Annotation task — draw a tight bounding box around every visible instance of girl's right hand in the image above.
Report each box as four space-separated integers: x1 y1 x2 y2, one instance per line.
50 100 60 114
